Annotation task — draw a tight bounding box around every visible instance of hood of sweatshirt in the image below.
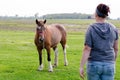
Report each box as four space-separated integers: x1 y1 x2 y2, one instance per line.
92 23 112 39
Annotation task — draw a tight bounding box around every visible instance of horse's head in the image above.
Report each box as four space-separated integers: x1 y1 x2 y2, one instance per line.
35 19 46 43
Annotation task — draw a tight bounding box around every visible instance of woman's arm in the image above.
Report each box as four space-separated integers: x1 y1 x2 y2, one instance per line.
113 40 119 60
79 45 91 79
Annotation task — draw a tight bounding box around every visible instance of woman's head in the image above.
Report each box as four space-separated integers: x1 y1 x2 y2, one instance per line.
95 3 110 18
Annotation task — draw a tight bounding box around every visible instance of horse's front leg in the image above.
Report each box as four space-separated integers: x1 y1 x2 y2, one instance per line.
37 47 43 71
46 47 53 72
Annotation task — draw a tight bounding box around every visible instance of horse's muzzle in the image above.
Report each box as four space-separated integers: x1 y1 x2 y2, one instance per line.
39 38 44 43
38 32 44 43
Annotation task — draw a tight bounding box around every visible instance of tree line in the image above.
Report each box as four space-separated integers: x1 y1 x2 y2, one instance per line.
1 13 113 19
41 13 93 19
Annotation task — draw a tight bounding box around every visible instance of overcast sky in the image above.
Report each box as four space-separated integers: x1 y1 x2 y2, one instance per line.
0 0 120 19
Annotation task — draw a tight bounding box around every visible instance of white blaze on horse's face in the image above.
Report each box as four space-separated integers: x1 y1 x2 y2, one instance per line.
37 26 41 30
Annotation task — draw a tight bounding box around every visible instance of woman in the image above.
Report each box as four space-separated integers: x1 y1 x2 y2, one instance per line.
79 3 119 80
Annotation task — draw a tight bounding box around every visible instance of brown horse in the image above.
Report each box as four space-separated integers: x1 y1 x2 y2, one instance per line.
34 19 68 72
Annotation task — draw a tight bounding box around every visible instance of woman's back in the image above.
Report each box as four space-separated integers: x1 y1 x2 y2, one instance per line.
86 22 118 61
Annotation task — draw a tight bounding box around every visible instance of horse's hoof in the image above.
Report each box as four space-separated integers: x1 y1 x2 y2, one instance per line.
53 65 57 68
38 65 43 71
48 67 53 72
49 70 53 72
53 64 58 68
48 69 53 72
64 62 68 66
38 68 43 71
64 64 68 66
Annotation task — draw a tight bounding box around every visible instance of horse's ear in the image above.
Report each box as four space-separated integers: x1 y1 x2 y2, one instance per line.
44 19 46 24
36 19 39 24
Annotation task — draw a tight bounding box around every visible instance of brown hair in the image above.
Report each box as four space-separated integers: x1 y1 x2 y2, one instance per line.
96 3 110 18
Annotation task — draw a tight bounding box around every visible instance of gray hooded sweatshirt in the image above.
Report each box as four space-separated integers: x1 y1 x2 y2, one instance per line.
85 22 118 62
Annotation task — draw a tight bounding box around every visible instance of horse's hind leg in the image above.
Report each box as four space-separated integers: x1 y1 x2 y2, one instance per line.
61 42 68 66
53 46 59 67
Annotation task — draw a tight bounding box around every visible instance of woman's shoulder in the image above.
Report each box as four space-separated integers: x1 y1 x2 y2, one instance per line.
107 22 116 28
106 22 118 33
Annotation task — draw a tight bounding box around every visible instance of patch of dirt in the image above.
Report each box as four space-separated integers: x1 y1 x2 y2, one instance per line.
0 25 35 32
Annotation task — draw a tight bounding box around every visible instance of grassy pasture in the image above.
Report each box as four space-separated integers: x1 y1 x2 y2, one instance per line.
0 19 120 80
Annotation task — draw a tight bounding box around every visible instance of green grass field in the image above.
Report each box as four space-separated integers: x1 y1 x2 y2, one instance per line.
0 19 120 80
